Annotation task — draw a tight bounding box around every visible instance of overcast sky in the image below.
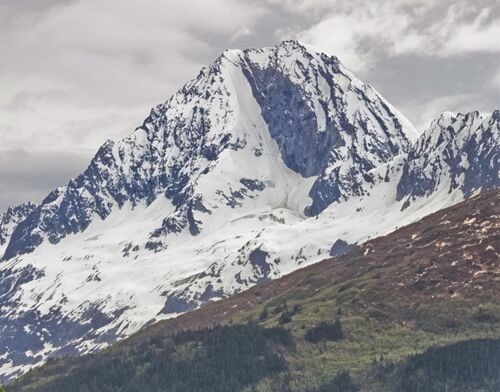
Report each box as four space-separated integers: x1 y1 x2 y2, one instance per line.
1 0 499 210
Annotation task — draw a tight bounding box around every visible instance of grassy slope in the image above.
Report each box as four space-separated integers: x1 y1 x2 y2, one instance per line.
9 190 500 391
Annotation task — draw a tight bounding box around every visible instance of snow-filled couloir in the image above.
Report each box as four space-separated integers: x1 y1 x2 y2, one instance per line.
0 40 498 381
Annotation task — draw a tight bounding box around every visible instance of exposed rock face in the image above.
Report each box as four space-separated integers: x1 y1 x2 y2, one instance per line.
0 202 37 252
330 239 355 257
10 189 500 392
4 41 416 260
397 110 499 207
0 40 497 382
240 41 415 215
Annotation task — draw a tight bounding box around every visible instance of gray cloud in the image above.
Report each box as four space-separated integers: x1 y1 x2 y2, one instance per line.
0 0 498 210
361 52 500 129
0 148 89 209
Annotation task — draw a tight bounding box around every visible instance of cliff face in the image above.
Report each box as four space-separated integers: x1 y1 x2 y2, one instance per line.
0 40 497 382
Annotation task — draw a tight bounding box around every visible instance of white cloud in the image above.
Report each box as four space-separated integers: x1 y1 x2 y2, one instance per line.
0 0 268 148
443 7 500 54
231 26 253 41
0 0 498 209
399 92 496 132
291 0 500 71
0 0 269 209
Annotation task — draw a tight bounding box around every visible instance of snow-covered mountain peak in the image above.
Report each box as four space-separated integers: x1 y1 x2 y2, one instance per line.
218 39 331 64
0 42 497 382
4 41 417 260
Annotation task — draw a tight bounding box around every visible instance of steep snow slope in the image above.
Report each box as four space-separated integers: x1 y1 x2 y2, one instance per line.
4 40 416 261
0 41 497 381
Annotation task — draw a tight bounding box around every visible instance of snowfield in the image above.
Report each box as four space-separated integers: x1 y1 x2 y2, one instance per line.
0 40 498 381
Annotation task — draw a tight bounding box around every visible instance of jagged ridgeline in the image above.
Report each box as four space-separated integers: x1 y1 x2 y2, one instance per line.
0 40 498 381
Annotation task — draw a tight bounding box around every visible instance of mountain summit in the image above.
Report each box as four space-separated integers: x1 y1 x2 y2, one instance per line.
3 40 416 259
0 41 497 381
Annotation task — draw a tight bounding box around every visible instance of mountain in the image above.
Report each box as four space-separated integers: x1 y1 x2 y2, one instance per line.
3 40 417 261
397 110 499 208
8 189 500 391
0 203 36 254
0 40 498 382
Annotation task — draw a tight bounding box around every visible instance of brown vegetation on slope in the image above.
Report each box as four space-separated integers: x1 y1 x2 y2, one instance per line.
126 189 499 346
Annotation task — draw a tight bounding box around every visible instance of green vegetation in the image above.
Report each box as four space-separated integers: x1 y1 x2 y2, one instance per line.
12 297 499 391
10 269 500 392
9 324 294 392
311 371 359 392
369 338 500 392
305 320 344 343
7 192 500 391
